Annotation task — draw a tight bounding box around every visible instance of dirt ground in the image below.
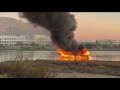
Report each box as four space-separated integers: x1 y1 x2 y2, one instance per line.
0 60 120 78
55 72 120 78
34 60 120 77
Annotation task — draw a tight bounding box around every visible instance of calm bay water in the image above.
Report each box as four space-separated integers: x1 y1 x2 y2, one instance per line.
91 51 120 61
0 50 120 62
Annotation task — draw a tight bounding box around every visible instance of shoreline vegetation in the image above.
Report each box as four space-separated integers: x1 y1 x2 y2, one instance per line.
0 48 120 51
89 49 120 51
0 43 120 51
0 60 120 78
0 49 56 51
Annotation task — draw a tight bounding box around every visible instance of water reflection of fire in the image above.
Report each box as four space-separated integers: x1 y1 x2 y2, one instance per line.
57 48 92 61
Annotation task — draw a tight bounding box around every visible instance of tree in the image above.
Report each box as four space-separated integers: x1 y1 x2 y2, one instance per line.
15 41 24 46
0 44 5 49
113 44 118 49
102 44 108 49
30 43 36 47
85 43 93 49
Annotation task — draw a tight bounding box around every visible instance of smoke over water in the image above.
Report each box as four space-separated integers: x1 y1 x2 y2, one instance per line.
20 12 84 53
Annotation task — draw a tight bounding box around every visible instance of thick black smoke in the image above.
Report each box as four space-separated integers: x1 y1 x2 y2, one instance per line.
20 12 84 53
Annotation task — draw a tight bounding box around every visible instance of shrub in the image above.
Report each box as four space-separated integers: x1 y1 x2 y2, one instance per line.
0 61 55 78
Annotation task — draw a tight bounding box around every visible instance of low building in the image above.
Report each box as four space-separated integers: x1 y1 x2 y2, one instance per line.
0 35 24 46
33 35 52 46
113 40 120 45
78 40 96 44
97 40 114 45
0 35 53 46
0 35 34 46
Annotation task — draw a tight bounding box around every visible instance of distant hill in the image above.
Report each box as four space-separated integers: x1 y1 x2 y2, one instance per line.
0 17 50 36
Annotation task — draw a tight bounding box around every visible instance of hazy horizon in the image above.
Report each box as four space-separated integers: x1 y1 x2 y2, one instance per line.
0 12 120 41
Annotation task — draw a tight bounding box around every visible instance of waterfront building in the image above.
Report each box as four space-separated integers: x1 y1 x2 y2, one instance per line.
0 35 52 46
33 35 52 46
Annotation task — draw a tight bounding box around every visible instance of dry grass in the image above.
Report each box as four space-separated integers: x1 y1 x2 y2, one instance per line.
34 60 120 76
0 74 8 78
0 61 56 78
0 60 119 78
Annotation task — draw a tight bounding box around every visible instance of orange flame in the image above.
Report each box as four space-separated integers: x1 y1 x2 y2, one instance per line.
57 48 92 61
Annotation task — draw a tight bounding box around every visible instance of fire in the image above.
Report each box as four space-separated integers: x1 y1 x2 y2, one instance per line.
57 48 92 61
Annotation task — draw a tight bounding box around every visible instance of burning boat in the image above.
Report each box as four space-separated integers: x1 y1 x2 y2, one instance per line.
21 12 93 61
57 48 92 61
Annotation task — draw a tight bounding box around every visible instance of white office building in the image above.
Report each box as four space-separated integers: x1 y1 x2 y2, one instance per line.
0 35 34 46
0 35 52 46
33 35 52 46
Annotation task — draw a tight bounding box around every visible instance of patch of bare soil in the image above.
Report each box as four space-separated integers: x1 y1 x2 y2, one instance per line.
34 60 120 77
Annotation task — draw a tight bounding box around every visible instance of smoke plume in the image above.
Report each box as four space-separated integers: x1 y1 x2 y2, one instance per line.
20 12 84 53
